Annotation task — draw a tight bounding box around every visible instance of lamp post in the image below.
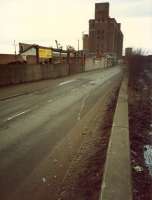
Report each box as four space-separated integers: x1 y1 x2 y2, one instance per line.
13 40 17 61
14 40 17 55
78 40 79 52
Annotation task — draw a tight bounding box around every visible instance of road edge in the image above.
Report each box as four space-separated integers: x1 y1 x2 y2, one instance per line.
99 76 133 200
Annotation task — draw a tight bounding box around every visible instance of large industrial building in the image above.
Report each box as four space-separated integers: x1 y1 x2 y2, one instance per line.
83 2 123 58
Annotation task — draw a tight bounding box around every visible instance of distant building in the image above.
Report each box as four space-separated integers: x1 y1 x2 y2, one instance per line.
125 48 133 56
83 34 89 52
19 43 74 64
83 2 123 58
19 43 34 54
19 44 54 64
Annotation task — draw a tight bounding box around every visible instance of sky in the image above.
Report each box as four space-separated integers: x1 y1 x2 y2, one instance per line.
0 0 152 54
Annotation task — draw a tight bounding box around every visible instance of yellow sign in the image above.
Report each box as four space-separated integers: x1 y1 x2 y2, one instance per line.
39 48 52 58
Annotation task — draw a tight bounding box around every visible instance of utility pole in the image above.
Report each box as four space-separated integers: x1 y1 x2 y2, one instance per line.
78 40 79 52
55 40 59 49
14 40 17 55
78 40 79 51
13 40 17 61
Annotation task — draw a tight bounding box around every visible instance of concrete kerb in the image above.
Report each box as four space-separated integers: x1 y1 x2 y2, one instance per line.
99 76 132 200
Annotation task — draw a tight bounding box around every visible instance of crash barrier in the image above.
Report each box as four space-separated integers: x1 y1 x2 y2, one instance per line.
99 77 132 200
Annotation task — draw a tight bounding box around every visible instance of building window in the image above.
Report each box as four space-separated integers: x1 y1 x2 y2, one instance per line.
90 22 95 28
90 31 95 38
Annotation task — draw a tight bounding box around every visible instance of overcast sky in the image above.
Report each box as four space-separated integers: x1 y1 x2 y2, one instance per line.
0 0 152 54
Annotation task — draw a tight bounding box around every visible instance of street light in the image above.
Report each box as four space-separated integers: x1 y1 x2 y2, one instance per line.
78 40 79 52
13 40 17 55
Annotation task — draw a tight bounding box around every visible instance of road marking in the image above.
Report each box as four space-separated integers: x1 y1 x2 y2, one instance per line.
5 109 31 121
58 79 76 86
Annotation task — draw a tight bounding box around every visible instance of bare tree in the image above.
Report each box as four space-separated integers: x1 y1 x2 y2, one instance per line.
127 48 146 87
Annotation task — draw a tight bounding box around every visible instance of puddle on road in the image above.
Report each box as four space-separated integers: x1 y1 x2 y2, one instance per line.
144 145 152 176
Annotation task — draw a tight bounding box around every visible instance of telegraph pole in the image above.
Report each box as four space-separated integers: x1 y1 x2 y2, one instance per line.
78 40 79 52
14 40 17 55
13 40 17 61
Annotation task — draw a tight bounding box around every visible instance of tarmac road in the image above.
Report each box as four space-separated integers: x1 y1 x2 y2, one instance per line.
0 66 122 200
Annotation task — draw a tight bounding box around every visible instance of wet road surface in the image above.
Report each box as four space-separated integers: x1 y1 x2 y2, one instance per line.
0 67 122 200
